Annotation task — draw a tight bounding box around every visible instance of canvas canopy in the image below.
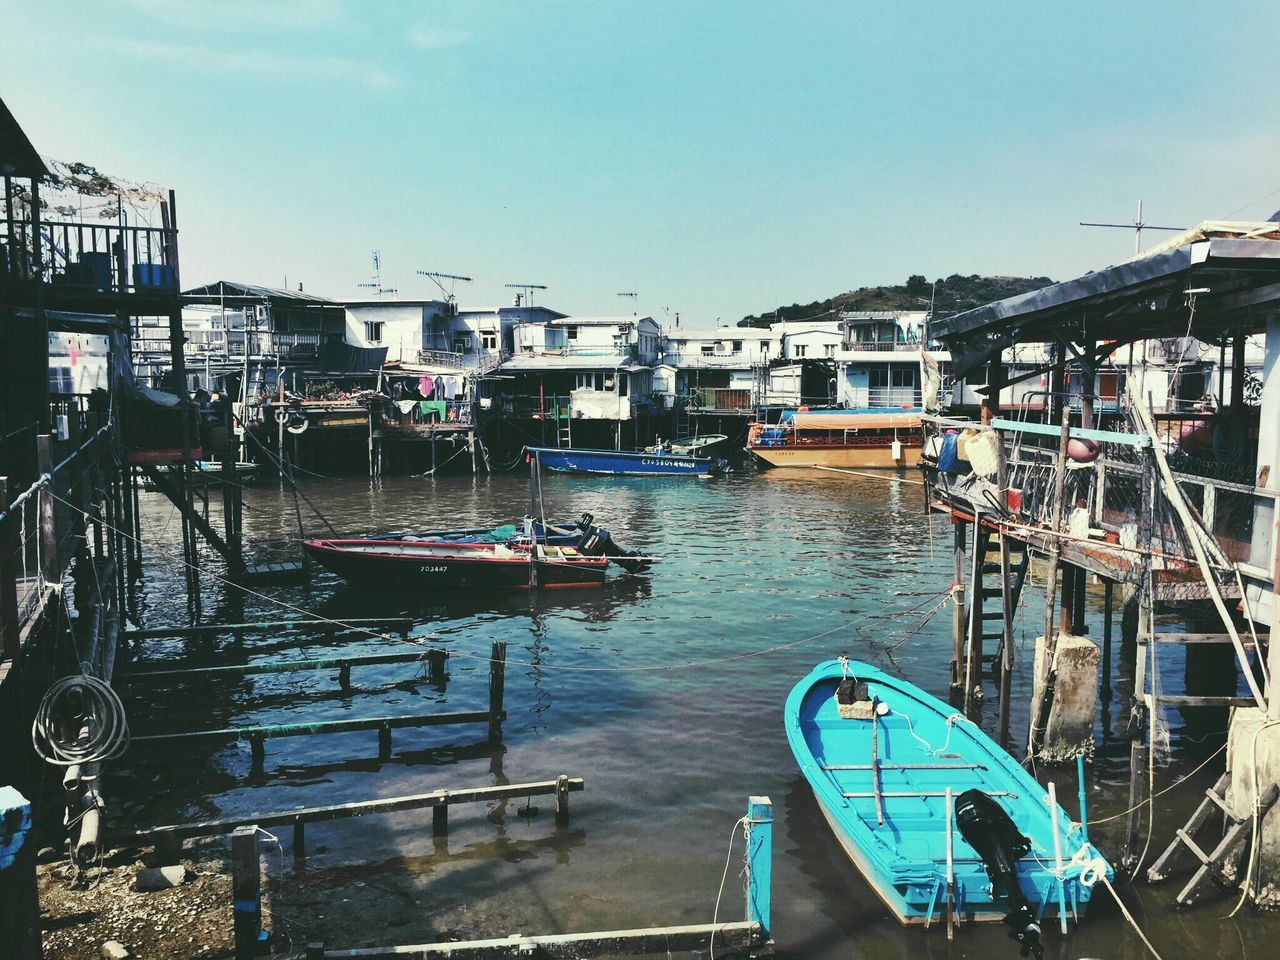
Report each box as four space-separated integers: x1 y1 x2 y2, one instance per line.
791 411 921 431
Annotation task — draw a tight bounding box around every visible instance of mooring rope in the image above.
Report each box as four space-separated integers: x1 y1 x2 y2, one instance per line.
52 489 886 675
709 815 749 960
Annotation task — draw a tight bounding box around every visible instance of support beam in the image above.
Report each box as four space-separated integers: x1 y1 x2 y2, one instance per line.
131 709 500 750
121 617 413 641
112 778 585 843
119 649 444 683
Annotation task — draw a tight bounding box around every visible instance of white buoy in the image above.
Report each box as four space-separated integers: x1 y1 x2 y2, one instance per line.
891 439 902 460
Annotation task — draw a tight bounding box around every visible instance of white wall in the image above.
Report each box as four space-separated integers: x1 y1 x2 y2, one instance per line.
345 304 427 362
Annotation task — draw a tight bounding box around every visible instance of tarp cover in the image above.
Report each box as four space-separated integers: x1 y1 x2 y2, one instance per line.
792 411 921 430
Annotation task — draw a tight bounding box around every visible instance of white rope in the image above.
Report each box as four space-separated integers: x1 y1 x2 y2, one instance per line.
1228 718 1280 918
709 816 749 960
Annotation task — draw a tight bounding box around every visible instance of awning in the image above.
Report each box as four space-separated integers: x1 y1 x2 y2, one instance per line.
792 411 921 430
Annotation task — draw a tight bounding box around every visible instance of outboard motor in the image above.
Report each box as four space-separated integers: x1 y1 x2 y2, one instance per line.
574 515 651 574
953 789 1043 960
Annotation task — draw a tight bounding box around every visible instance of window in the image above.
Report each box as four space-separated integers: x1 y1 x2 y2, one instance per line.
760 340 770 353
363 321 384 344
452 335 471 353
824 344 836 357
794 344 807 358
565 325 579 340
619 375 629 397
891 367 917 388
701 344 715 356
481 331 497 351
732 340 743 353
595 371 605 391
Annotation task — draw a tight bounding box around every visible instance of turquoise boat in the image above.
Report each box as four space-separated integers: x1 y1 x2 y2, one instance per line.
786 659 1110 952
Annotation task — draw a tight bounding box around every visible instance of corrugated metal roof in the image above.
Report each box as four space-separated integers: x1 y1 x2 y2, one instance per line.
182 280 339 304
0 97 48 178
500 354 646 371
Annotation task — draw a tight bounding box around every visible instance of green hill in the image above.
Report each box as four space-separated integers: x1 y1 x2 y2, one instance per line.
737 274 1054 328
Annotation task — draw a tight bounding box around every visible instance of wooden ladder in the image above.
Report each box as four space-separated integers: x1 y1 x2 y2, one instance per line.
555 397 572 448
963 525 1029 707
1147 773 1280 906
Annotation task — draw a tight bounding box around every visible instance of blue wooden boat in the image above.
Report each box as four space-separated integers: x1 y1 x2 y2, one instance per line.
786 659 1110 952
525 446 725 477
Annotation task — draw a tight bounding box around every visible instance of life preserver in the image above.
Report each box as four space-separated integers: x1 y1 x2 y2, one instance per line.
286 413 309 435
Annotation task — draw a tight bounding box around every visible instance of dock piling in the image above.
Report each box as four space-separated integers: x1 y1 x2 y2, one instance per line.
746 796 773 940
555 775 570 828
231 825 266 960
489 641 507 744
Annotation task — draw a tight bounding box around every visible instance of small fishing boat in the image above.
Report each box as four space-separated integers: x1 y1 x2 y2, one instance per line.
139 460 262 489
644 434 729 458
748 408 923 469
786 659 1109 954
302 538 609 589
304 514 650 586
526 445 726 477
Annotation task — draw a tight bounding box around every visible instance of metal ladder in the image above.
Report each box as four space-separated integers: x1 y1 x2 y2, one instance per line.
554 396 572 448
1147 773 1280 906
963 525 1030 707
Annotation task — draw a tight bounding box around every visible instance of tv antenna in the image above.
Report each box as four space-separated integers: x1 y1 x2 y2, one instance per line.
1080 201 1185 256
505 282 547 307
616 291 638 315
417 270 473 305
357 250 397 298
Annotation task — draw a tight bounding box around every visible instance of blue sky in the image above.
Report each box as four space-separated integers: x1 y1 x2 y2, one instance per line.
4 1 1279 323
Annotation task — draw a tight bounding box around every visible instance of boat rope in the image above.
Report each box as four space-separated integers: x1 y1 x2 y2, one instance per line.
1084 742 1226 826
49 489 881 675
886 708 972 758
709 815 749 960
412 439 476 477
1097 873 1166 960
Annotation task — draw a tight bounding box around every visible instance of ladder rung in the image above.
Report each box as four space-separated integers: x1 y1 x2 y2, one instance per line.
1175 829 1211 864
1203 789 1230 813
981 632 1005 641
980 564 1001 574
981 611 1004 620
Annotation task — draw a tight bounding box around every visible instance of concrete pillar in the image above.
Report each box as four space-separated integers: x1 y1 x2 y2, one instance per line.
1226 708 1280 902
1031 633 1100 763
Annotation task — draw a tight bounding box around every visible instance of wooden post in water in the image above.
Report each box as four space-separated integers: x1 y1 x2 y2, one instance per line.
555 774 571 828
745 796 773 941
231 825 264 960
950 520 967 693
489 640 507 744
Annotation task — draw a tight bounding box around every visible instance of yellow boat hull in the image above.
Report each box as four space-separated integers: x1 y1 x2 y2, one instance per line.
749 444 923 469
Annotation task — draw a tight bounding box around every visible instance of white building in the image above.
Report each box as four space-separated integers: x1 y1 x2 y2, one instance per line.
498 315 661 421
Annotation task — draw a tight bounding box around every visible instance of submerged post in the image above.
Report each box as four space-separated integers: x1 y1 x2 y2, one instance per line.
489 641 507 744
746 796 773 941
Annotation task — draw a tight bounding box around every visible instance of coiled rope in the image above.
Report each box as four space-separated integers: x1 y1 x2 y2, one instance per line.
31 674 130 765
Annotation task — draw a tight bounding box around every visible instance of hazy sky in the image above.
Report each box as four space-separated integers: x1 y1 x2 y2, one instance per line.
4 1 1279 323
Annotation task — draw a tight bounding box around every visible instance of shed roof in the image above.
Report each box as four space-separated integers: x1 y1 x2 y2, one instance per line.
183 280 339 305
0 97 47 178
500 354 647 372
932 233 1280 377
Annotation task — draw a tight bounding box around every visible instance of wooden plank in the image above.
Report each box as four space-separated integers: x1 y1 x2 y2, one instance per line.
119 649 441 683
131 709 500 747
113 778 585 843
121 617 413 640
1145 632 1267 646
307 921 761 959
1155 695 1256 708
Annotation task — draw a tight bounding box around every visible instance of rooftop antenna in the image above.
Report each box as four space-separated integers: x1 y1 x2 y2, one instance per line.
505 282 547 307
417 270 473 306
1080 201 1185 256
617 291 638 316
357 250 398 298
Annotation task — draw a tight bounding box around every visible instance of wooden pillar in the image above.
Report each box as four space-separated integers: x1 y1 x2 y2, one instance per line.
231 825 263 960
554 774 571 828
488 640 507 744
950 520 967 692
1101 579 1114 739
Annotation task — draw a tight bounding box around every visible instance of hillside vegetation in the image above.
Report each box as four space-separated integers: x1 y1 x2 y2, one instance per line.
737 274 1054 328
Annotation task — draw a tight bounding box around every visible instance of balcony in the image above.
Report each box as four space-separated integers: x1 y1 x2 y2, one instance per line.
839 339 924 352
1 215 177 304
686 387 754 412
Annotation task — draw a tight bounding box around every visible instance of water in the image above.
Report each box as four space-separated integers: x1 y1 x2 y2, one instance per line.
119 470 1276 958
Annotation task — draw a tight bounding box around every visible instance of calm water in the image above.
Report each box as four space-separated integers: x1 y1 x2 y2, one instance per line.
117 469 1275 958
